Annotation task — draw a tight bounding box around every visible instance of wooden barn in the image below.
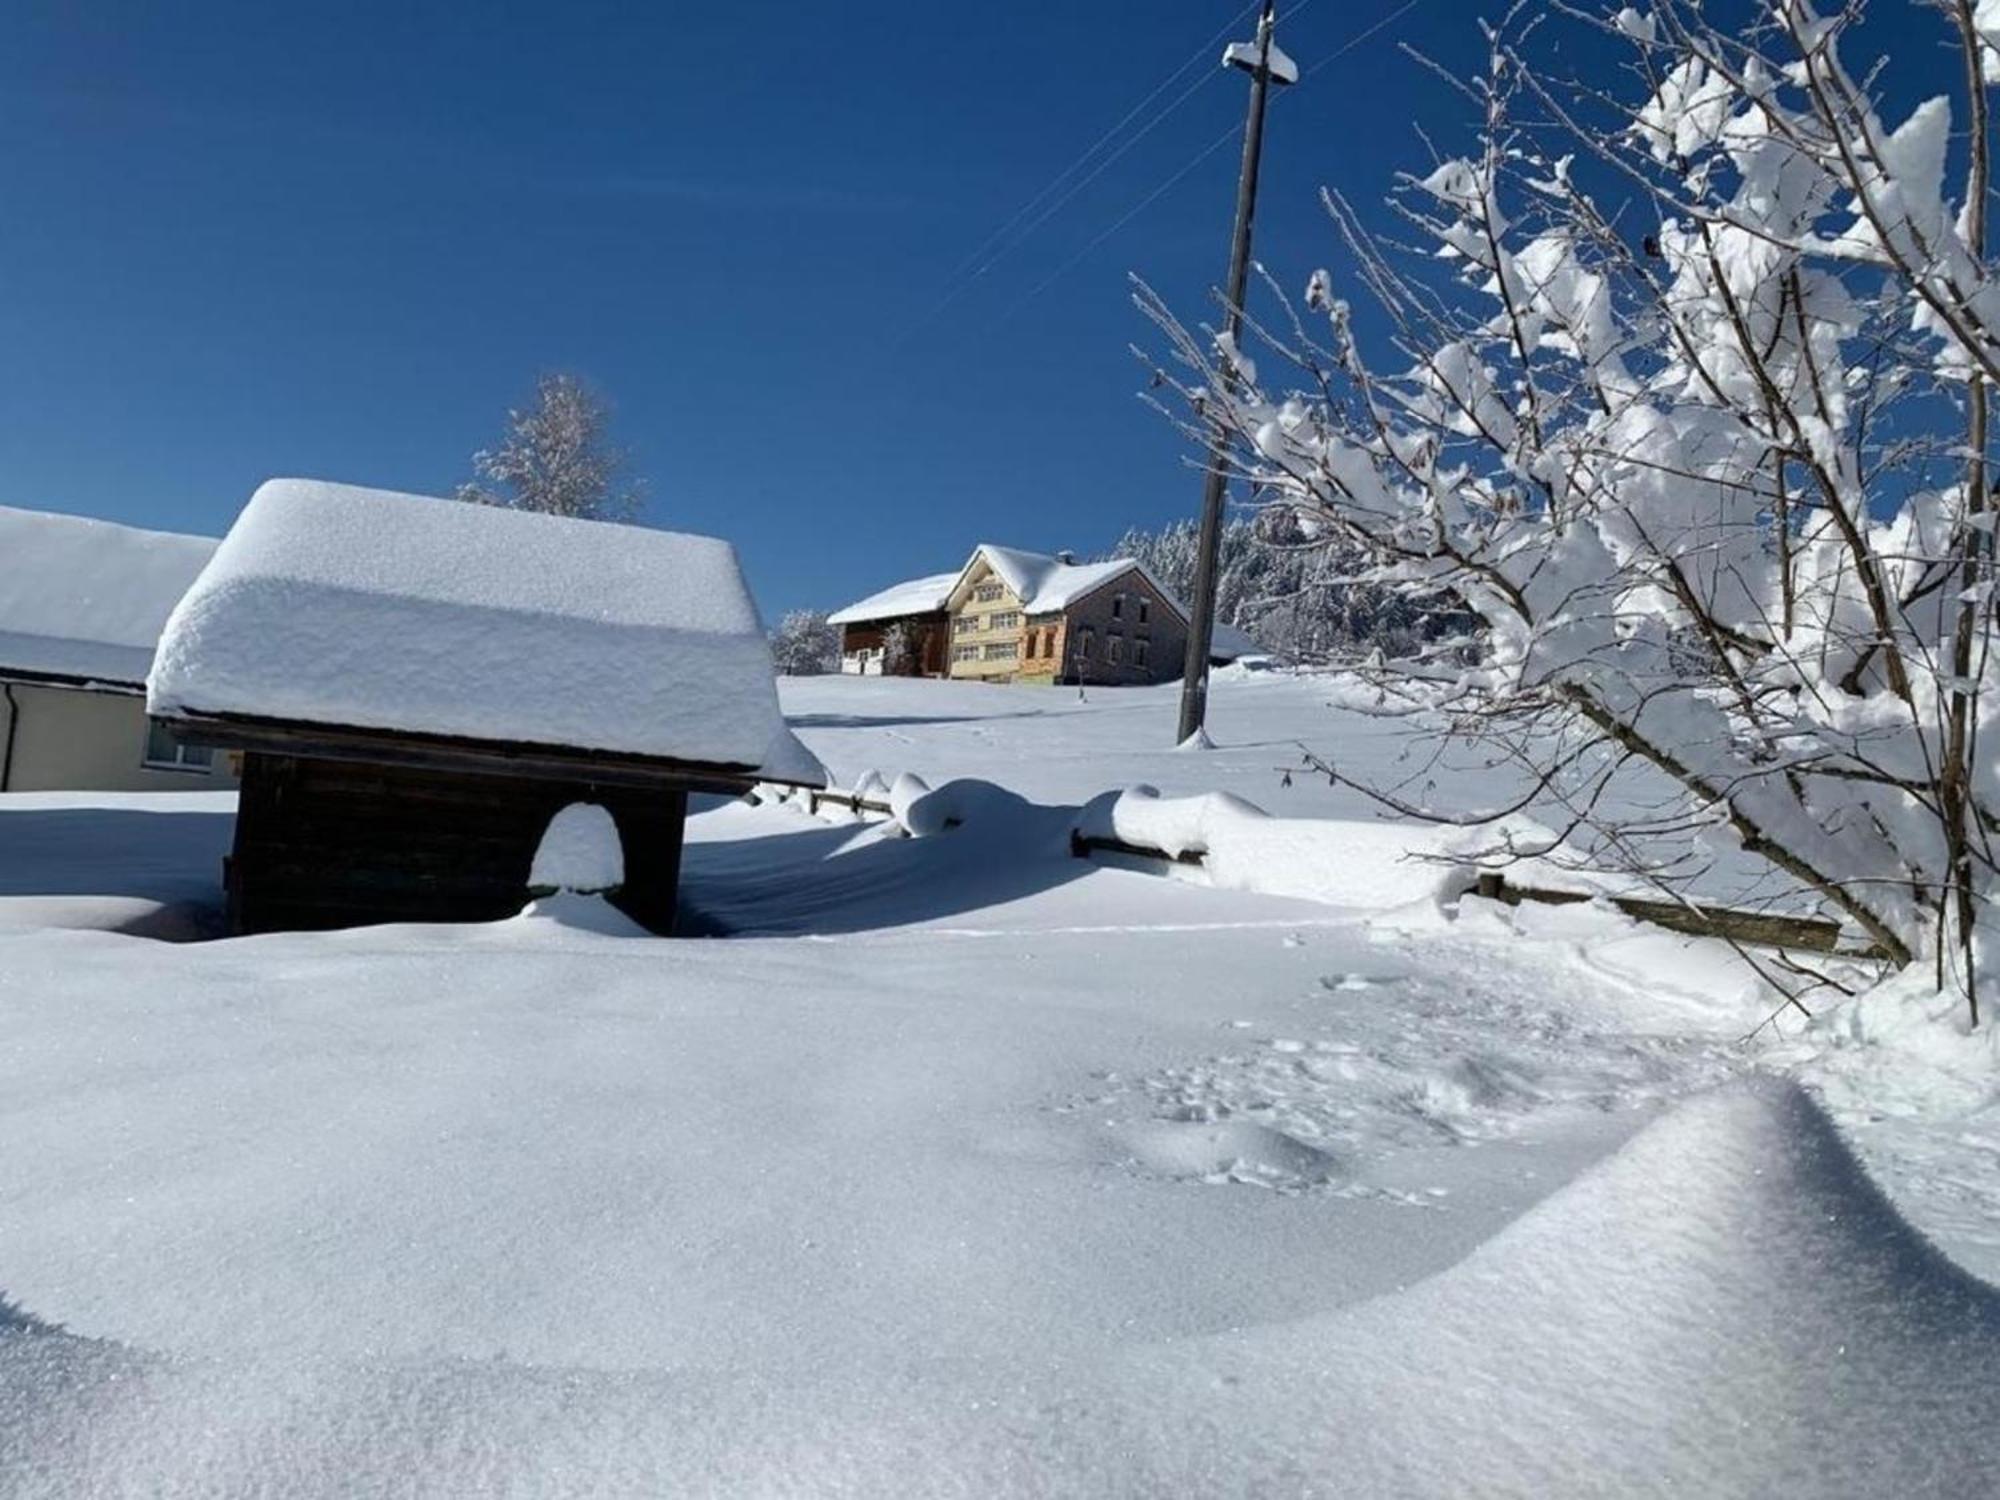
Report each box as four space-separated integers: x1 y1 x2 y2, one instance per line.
147 478 821 935
827 572 956 677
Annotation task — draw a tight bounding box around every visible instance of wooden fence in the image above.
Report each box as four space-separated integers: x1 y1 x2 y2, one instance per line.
754 782 1882 961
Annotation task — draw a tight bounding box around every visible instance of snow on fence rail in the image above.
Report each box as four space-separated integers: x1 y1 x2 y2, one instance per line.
743 774 1881 958
1072 786 1886 959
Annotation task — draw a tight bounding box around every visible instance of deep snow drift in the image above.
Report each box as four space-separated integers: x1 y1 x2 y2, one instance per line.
3 1084 1995 1497
1 670 1996 1495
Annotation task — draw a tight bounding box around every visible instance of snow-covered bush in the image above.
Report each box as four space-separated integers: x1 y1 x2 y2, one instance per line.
882 620 917 675
770 609 840 676
1142 1 2000 1018
529 803 624 896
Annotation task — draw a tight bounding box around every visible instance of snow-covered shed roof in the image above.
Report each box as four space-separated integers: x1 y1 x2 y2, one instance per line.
0 505 218 689
149 479 822 783
953 544 1188 619
827 571 959 626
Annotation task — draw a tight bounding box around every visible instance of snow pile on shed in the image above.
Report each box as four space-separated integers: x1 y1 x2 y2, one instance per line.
150 479 814 778
147 479 820 935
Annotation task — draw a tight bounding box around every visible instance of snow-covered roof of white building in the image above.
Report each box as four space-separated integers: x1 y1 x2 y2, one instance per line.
149 479 822 783
827 571 959 626
0 505 218 689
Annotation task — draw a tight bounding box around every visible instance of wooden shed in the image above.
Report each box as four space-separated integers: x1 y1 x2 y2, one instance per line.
146 479 821 936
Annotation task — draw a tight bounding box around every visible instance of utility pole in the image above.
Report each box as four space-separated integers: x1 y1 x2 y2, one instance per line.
1177 0 1291 745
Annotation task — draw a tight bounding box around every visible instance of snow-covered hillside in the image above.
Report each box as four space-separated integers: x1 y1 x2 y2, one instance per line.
0 670 1995 1495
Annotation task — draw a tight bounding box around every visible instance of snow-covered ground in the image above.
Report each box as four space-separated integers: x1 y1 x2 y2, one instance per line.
1 670 1997 1495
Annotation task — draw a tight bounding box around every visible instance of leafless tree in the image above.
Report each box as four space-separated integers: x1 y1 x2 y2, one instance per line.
457 372 646 521
772 609 840 676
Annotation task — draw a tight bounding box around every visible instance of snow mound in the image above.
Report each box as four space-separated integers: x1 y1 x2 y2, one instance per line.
511 892 650 937
529 804 623 894
888 775 1020 838
1076 785 1463 909
5 1082 1997 1494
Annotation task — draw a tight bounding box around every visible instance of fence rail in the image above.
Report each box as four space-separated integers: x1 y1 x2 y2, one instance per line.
1071 832 1882 959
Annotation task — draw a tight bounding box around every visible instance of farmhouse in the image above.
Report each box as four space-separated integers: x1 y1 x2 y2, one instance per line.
832 543 1256 686
148 478 820 936
0 505 233 792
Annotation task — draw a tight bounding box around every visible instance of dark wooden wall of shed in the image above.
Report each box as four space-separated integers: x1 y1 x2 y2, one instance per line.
226 752 688 936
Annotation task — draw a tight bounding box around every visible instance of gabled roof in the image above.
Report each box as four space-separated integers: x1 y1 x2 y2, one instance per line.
827 571 959 626
0 505 218 689
148 479 822 783
951 544 1189 620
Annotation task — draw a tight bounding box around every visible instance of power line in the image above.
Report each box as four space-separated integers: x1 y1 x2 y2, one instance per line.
1295 0 1424 81
896 2 1260 342
1000 122 1245 320
938 0 1261 291
998 0 1425 319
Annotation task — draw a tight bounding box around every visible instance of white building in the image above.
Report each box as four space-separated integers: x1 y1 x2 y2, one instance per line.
0 505 234 792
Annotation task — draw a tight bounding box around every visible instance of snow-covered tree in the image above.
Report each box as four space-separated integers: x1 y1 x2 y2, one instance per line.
882 620 918 676
1141 1 2000 1017
457 373 646 520
771 609 840 676
1106 514 1471 661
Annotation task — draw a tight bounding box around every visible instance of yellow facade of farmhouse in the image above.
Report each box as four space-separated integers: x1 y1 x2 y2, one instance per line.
945 564 1032 681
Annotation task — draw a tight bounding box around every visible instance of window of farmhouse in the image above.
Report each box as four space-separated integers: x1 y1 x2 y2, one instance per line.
1077 628 1094 658
1111 593 1124 619
975 583 1004 603
983 640 1018 660
1138 597 1150 625
1107 635 1124 665
952 643 978 662
990 610 1020 630
954 615 976 634
1136 639 1150 667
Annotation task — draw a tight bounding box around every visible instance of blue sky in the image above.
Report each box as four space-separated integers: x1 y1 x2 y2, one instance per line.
0 2 1494 617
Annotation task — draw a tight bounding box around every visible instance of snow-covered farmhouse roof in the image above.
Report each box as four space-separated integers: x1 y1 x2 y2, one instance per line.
149 479 822 783
0 505 218 689
827 571 959 626
953 543 1187 618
